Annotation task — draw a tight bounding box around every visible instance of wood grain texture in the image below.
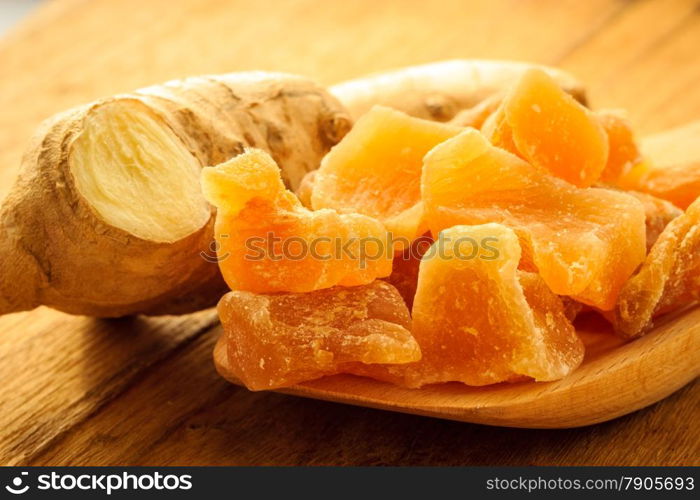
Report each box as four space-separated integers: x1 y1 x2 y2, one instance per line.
0 0 699 466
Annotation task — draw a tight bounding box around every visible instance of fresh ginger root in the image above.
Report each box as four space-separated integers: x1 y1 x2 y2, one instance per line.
330 59 587 122
0 61 588 318
0 73 350 317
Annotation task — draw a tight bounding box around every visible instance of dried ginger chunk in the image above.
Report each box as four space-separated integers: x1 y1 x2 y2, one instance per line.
310 106 462 245
618 162 700 211
597 110 644 183
422 128 646 310
357 224 583 387
620 121 700 210
518 271 583 361
218 281 420 390
483 69 608 187
201 149 392 293
615 198 700 338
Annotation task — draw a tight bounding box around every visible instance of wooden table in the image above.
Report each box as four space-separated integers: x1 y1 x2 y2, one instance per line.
0 0 698 466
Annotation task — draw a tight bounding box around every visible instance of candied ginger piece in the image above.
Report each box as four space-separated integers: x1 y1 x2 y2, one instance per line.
310 106 463 245
518 271 584 364
357 224 583 388
597 110 644 183
422 128 646 310
618 161 700 211
481 104 518 154
218 281 420 390
201 149 392 293
614 198 700 338
615 122 700 210
483 69 608 187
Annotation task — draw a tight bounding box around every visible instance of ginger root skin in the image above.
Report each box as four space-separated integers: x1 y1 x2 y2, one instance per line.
330 59 587 122
0 73 350 317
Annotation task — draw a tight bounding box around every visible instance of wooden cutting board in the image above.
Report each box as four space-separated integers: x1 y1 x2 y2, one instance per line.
0 0 698 466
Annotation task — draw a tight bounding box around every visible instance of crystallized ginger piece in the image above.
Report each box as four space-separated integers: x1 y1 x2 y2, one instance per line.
618 162 700 211
357 224 583 388
422 128 646 310
218 281 420 390
597 110 644 183
483 69 608 187
614 198 700 338
597 118 699 210
518 271 584 363
201 149 392 293
622 121 700 210
310 106 463 245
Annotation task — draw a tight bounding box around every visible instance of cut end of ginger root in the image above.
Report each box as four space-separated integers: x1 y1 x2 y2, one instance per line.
70 100 210 243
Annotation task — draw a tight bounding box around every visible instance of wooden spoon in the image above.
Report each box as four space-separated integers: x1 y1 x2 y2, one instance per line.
213 122 700 428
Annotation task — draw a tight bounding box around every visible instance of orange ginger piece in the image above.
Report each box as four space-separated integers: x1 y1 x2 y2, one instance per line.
218 281 420 390
614 197 700 338
483 68 608 188
356 224 583 387
618 162 700 211
595 116 699 210
422 129 646 310
620 121 700 210
201 149 392 293
597 110 644 183
310 106 463 246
